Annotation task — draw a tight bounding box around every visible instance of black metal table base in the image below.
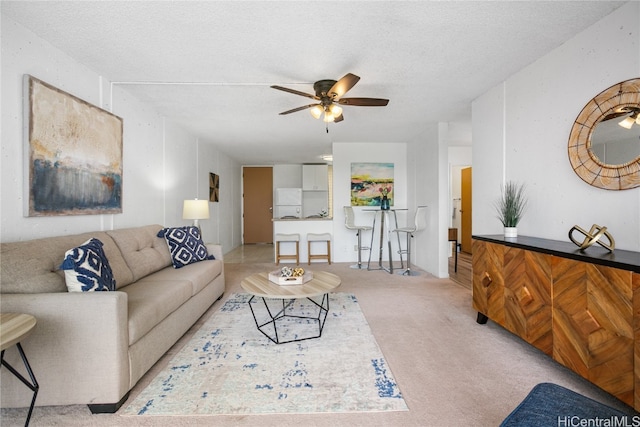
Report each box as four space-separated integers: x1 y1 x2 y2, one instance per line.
2 343 39 427
247 294 330 344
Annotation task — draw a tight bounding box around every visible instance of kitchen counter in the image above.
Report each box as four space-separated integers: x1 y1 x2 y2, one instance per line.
273 218 334 263
273 217 333 221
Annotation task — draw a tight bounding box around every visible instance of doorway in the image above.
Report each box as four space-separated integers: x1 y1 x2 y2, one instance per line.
243 166 273 244
460 167 472 254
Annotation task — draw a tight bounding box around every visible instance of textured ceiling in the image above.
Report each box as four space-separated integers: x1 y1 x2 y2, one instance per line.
2 1 626 165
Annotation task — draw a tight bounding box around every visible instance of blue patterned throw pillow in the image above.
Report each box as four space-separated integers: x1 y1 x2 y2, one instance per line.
158 226 215 269
60 238 116 292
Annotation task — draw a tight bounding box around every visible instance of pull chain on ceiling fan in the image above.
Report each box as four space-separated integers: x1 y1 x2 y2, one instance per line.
271 73 389 124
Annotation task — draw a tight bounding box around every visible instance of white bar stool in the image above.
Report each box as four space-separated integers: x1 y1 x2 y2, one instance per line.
390 206 428 276
344 206 372 269
275 233 300 265
307 233 332 264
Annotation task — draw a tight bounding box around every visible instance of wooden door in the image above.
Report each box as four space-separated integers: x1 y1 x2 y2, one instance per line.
243 167 273 244
460 167 472 253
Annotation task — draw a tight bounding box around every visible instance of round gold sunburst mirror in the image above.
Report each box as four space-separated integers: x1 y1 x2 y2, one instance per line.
568 78 640 190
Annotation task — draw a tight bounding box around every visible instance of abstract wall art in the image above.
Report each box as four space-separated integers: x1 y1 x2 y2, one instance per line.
24 75 123 216
209 173 219 202
350 162 394 206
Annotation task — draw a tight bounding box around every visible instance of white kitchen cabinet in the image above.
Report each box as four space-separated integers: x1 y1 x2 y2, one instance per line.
303 165 328 191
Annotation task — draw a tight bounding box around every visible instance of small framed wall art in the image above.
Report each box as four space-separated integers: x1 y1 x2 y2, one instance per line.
209 173 219 202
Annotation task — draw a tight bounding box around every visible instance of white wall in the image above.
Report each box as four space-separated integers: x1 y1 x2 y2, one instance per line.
329 131 457 278
472 2 640 252
406 123 452 278
1 15 242 251
199 139 241 250
448 147 472 240
331 142 408 264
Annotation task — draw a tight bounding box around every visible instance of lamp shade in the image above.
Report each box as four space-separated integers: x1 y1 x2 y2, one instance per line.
310 105 323 119
323 112 335 123
182 199 209 220
329 104 343 117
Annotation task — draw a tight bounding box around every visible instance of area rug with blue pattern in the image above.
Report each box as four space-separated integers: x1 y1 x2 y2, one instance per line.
122 292 408 416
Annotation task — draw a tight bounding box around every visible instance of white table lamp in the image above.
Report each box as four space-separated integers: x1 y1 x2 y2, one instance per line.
183 199 209 228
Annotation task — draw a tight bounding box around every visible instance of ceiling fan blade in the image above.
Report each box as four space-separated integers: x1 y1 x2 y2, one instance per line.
600 111 628 121
338 97 389 106
334 113 344 123
271 85 318 100
279 104 318 115
329 73 360 99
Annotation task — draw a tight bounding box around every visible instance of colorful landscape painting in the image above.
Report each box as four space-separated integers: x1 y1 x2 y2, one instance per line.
351 162 394 206
26 75 123 216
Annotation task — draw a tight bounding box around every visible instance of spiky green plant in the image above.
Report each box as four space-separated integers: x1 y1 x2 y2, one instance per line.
495 181 527 227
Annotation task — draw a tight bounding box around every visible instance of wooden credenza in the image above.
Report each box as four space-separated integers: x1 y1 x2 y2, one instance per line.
472 235 640 409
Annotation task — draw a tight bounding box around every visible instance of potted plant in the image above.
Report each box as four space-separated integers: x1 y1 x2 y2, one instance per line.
379 186 391 210
495 181 527 237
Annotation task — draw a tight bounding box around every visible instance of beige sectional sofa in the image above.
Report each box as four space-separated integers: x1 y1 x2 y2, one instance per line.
0 224 225 412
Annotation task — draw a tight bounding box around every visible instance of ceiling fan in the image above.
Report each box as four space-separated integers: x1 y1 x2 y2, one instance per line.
599 106 640 129
271 73 389 123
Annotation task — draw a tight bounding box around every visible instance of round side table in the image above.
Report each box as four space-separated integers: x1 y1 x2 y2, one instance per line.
1 313 39 426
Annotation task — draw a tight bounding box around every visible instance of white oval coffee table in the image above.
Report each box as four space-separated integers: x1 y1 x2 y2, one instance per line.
240 271 341 344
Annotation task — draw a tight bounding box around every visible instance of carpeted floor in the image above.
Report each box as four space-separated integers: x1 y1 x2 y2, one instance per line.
122 292 407 416
1 259 635 426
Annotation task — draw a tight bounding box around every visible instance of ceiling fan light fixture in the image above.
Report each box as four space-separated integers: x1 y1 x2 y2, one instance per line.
310 105 323 119
619 115 636 129
323 112 335 123
329 104 343 117
272 73 389 124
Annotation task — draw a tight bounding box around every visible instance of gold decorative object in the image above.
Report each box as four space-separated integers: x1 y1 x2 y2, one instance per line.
568 224 615 252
